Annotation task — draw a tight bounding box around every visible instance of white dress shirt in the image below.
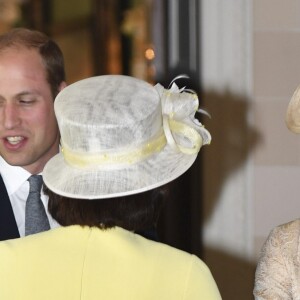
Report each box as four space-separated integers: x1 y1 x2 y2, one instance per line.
0 156 60 237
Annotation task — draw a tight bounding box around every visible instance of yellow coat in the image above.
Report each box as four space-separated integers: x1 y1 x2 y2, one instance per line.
0 225 221 299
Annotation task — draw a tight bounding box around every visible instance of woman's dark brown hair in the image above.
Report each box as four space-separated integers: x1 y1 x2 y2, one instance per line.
45 185 167 232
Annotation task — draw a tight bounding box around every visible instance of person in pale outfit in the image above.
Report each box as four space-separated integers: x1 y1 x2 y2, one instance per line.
0 75 221 299
254 85 300 299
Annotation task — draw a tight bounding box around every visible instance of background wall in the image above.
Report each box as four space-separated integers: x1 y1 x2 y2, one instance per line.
200 0 300 299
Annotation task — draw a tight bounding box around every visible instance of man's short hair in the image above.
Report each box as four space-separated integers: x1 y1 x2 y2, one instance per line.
0 27 66 97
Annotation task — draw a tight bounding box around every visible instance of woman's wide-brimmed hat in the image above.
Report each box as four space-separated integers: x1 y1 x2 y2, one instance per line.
43 75 211 199
286 84 300 133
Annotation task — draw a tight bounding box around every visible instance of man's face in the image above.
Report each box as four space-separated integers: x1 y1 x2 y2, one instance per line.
0 47 64 174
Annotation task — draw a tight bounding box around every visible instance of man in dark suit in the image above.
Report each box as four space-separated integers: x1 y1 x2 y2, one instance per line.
0 28 67 240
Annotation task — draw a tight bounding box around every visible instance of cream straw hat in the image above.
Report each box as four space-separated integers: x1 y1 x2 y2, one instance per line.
43 75 211 199
286 84 300 133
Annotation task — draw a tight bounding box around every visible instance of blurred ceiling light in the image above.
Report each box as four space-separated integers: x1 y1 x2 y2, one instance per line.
145 47 155 60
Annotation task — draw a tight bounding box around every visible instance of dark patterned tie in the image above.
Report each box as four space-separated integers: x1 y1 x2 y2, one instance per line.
25 175 50 236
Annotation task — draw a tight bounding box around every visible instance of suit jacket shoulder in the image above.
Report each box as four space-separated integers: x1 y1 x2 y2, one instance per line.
0 174 19 240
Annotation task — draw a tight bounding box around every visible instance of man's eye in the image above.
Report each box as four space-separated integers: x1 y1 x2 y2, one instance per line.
19 99 35 104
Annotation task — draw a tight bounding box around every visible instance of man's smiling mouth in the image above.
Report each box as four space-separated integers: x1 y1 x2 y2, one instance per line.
6 136 24 145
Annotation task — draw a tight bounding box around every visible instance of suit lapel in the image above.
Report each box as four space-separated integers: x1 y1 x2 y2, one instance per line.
0 174 20 240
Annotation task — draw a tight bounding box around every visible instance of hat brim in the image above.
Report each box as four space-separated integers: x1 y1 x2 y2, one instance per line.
43 144 197 199
286 84 300 133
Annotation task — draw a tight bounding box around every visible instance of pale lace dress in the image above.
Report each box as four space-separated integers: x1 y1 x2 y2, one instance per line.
254 219 300 299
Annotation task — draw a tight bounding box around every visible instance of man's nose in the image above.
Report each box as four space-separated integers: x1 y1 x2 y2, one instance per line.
2 103 21 129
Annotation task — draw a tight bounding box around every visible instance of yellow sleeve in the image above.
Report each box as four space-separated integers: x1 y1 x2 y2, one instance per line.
0 242 21 300
184 255 222 299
